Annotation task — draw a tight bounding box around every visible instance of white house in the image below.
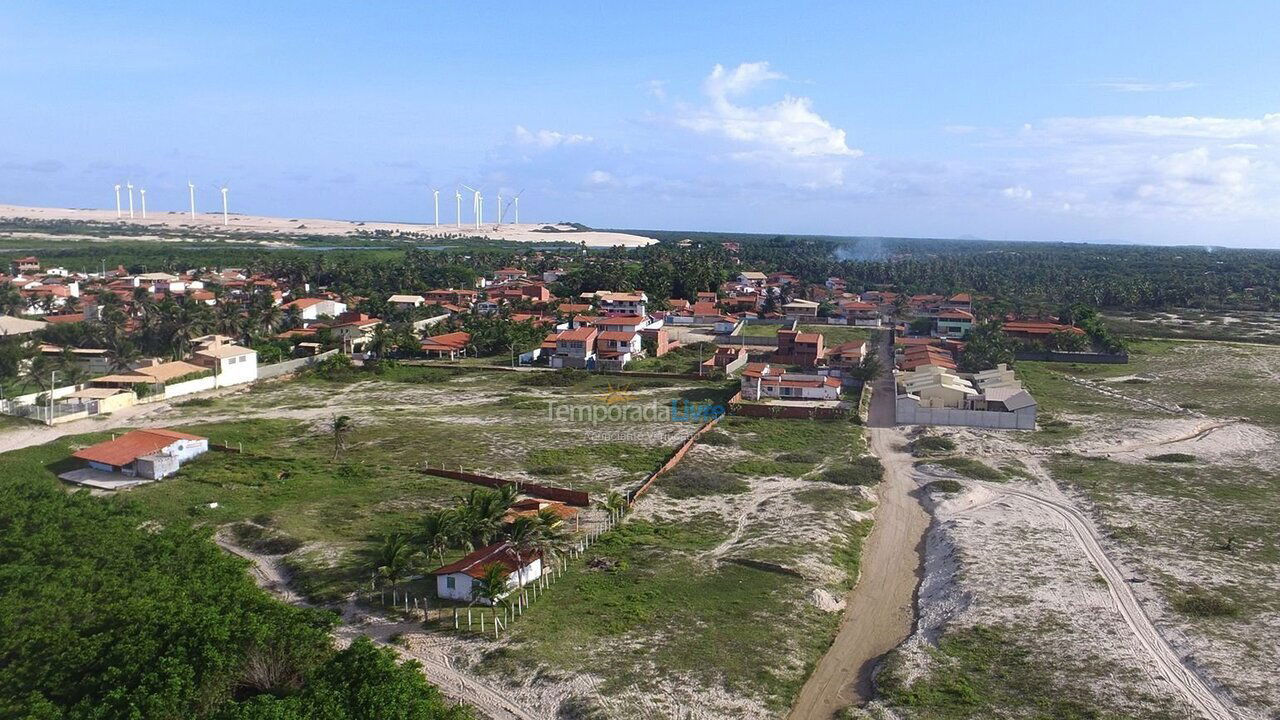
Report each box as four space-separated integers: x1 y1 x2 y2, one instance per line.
387 294 425 309
596 330 642 369
431 541 543 604
71 428 208 480
191 336 258 387
284 297 347 320
598 291 648 317
740 363 843 401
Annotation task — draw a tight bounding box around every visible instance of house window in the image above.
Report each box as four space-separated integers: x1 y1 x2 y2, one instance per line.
445 576 456 589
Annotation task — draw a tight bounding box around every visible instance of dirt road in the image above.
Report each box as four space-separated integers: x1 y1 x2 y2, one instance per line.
215 530 542 720
965 483 1239 720
789 331 930 719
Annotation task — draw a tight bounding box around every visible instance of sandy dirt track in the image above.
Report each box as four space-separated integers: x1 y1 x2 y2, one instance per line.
215 529 540 720
0 203 657 247
961 481 1239 720
789 331 930 719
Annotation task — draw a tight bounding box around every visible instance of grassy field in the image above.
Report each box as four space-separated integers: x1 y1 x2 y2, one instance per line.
796 324 873 346
473 414 874 715
739 323 787 338
0 367 737 604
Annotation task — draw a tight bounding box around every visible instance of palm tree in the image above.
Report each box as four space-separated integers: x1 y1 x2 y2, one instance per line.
420 509 458 569
604 491 628 516
455 487 516 549
470 562 511 607
374 533 419 593
502 516 541 598
104 336 140 373
329 414 354 460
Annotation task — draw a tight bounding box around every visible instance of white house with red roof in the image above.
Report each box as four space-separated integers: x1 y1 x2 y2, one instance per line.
431 541 542 604
71 428 208 481
284 297 347 320
740 363 843 401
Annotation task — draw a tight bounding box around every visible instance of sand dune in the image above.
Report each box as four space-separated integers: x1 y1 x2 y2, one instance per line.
0 204 657 248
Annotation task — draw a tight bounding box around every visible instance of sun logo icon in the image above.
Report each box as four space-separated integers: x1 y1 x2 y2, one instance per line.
600 382 636 406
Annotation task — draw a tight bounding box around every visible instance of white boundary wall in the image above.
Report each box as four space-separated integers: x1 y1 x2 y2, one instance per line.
895 396 1036 430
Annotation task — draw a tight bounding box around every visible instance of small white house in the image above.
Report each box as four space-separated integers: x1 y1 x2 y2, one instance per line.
284 297 347 320
387 294 425 309
72 428 208 480
431 542 543 604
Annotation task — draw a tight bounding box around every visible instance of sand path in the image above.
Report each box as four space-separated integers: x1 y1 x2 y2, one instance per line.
214 528 540 720
788 330 930 719
954 481 1240 720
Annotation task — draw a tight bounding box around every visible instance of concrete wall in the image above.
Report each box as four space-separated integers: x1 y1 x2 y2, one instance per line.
163 375 217 399
895 396 1036 430
1013 350 1129 364
257 349 339 380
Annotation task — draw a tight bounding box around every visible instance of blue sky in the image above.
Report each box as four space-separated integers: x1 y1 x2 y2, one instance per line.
2 1 1279 247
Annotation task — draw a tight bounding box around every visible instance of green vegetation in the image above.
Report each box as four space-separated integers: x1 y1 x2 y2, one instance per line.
878 625 1183 719
1171 586 1242 618
819 456 884 486
916 456 1005 482
833 520 874 588
655 464 748 498
909 436 957 456
740 323 786 338
0 474 468 720
927 479 963 494
796 324 871 346
626 341 719 374
1149 452 1197 463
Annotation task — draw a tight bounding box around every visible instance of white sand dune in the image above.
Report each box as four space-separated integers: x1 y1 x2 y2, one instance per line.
0 204 657 248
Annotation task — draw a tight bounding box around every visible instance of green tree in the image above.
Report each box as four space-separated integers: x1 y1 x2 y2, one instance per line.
469 562 511 608
957 320 1015 372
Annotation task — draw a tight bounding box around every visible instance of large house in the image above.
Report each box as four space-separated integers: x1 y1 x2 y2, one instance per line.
740 363 843 401
550 326 598 369
935 309 975 338
432 541 542 604
420 331 471 359
387 294 426 309
598 291 647 317
71 428 208 481
190 335 258 387
774 330 825 368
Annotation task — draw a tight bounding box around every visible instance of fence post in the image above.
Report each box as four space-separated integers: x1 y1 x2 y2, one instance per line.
453 608 459 629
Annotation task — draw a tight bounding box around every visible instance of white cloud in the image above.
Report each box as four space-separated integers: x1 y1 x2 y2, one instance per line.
586 170 616 187
513 125 594 149
643 79 667 101
1093 79 1198 93
1001 185 1033 201
679 62 860 160
1029 113 1280 141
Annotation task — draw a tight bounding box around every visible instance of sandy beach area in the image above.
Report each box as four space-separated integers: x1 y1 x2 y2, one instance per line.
0 204 657 248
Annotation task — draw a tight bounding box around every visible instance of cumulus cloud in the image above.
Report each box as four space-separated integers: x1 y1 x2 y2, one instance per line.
1093 79 1199 93
679 62 860 160
513 125 593 148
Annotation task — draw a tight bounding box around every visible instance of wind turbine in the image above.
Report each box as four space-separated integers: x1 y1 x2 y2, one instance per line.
461 185 481 230
496 192 502 226
432 188 440 227
504 189 524 225
114 184 122 219
220 186 229 226
455 189 462 227
139 188 147 219
188 181 197 219
126 182 135 219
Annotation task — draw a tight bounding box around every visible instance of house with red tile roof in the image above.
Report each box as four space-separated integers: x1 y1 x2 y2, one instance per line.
71 428 208 480
420 331 471 359
431 541 542 604
551 326 598 369
775 329 825 368
740 363 842 401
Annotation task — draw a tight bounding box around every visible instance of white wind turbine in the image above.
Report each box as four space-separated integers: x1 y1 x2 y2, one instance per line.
114 184 122 219
188 181 197 219
139 188 147 219
461 184 481 230
504 189 524 225
126 181 135 219
455 189 462 227
432 188 440 227
220 185 230 226
496 192 502 226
